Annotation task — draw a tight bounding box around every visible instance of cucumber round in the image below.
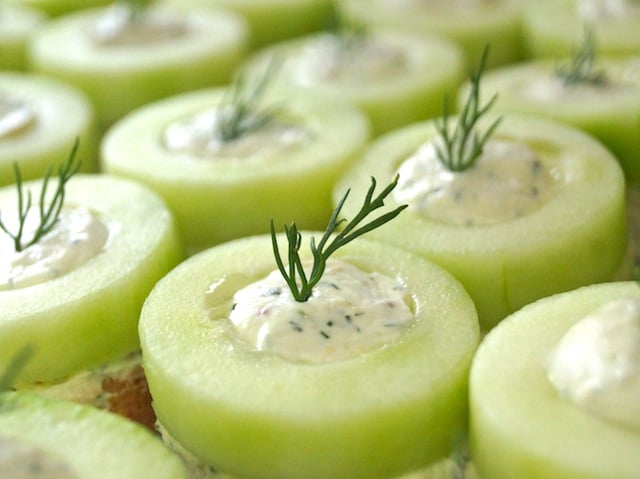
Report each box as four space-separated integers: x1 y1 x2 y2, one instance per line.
339 0 524 68
0 391 188 478
101 87 370 253
469 281 640 479
28 5 250 130
523 0 640 59
462 57 640 180
0 4 44 71
242 29 466 136
334 113 627 330
161 0 336 48
0 72 98 187
139 235 479 479
0 174 183 386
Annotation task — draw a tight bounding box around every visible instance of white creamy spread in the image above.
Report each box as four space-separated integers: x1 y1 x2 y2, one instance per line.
162 108 311 159
89 3 188 47
0 206 109 290
379 0 496 11
290 34 408 84
226 259 414 363
0 436 77 479
576 0 640 21
0 94 36 139
393 138 558 226
520 76 636 101
547 297 640 430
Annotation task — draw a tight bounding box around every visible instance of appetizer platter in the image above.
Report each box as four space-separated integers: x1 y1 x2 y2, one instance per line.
1 0 639 478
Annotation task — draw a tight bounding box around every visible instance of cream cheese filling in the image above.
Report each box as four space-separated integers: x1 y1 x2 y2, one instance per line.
162 108 311 160
225 259 414 363
0 206 109 290
393 138 559 226
547 296 640 431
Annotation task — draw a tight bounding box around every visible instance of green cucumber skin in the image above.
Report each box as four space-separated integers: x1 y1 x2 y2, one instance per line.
333 114 628 330
28 6 250 130
163 0 336 48
242 30 466 136
0 391 190 478
523 0 640 59
0 72 99 186
0 5 44 71
101 87 370 254
0 175 184 387
470 281 640 479
339 0 524 69
5 0 112 17
465 60 640 181
140 235 479 479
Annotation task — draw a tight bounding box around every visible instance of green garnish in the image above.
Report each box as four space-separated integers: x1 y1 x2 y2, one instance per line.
0 139 80 253
434 46 501 172
556 28 606 86
324 3 367 51
270 175 407 302
116 0 152 22
0 345 34 393
216 58 282 143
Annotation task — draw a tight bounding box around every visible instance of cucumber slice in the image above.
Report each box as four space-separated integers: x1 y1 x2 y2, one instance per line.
0 174 183 386
0 5 44 71
139 235 479 479
5 0 111 17
469 281 640 479
523 0 640 59
162 0 336 48
242 29 465 136
0 72 98 187
101 87 370 253
463 57 640 180
28 5 249 130
334 114 627 330
0 391 189 478
339 0 523 68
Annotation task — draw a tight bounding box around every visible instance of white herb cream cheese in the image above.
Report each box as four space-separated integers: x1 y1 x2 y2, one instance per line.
576 0 640 21
0 436 77 479
88 3 188 47
0 206 109 290
226 259 414 363
162 108 311 160
0 94 35 139
290 34 408 83
547 296 640 430
393 138 559 226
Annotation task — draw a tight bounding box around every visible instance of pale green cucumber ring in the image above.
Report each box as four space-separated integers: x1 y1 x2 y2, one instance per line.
29 5 250 129
162 0 336 48
140 235 479 479
101 87 370 253
469 281 640 479
242 29 466 136
462 58 640 181
339 0 524 68
0 72 98 186
0 174 183 386
333 113 627 330
0 391 189 478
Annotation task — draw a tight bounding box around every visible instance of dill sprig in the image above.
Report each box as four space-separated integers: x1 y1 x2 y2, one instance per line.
271 175 408 302
0 345 35 393
216 58 281 143
0 139 81 253
556 28 606 86
324 3 367 51
116 0 153 23
434 46 501 172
